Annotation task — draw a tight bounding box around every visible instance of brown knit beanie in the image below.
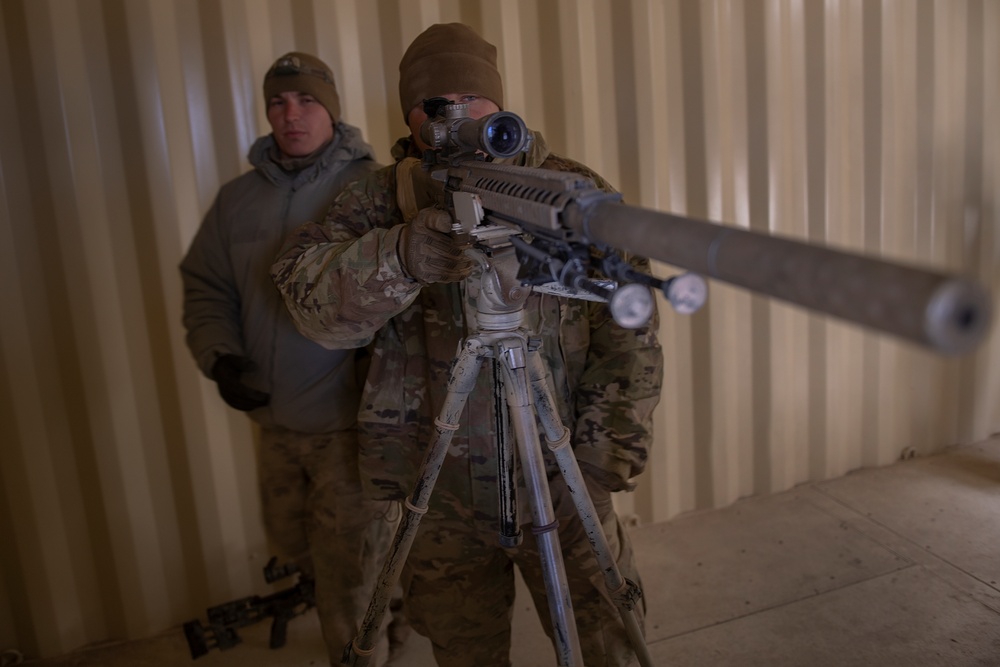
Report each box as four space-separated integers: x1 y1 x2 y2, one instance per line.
398 23 504 121
263 52 341 123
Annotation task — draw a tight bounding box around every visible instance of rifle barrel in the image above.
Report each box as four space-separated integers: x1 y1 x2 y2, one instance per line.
582 202 992 356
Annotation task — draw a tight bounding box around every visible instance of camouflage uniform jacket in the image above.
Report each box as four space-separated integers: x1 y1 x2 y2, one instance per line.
272 133 664 511
181 122 380 433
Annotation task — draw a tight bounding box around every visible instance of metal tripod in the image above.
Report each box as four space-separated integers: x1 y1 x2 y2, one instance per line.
342 247 653 667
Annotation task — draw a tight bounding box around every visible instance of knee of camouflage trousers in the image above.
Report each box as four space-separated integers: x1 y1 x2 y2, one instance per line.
258 427 405 666
399 479 645 667
258 427 312 568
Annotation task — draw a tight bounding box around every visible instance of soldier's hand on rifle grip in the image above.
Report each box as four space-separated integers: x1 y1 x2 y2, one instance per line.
211 354 271 411
397 207 474 284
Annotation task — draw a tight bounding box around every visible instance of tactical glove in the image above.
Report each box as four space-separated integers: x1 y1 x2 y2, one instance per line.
211 354 270 411
397 207 474 284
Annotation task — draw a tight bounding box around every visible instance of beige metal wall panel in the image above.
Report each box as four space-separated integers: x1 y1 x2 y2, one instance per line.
0 0 997 658
976 0 1000 439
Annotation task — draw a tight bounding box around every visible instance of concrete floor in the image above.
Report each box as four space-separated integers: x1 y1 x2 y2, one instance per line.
20 436 1000 666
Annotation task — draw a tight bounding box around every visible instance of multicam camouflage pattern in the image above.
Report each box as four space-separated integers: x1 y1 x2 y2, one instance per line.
258 426 397 666
272 131 664 666
273 133 664 498
402 476 645 666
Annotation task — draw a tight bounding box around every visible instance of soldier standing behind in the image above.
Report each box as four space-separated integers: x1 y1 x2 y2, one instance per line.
180 52 399 666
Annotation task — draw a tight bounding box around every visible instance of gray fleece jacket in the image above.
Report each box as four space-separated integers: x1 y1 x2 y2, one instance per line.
180 122 380 432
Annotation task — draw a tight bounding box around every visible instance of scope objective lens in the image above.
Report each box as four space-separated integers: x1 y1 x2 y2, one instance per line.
486 117 523 157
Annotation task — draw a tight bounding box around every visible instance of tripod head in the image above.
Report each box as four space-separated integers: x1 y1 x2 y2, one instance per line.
463 245 532 333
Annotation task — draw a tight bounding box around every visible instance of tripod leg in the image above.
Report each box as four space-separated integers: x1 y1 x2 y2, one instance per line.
493 358 522 548
342 339 486 666
527 351 654 667
496 339 584 667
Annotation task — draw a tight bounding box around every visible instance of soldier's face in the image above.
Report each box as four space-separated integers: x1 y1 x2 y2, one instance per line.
407 93 501 151
267 91 335 157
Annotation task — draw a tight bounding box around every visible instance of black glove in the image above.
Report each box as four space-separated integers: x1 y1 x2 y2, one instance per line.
397 207 474 284
211 354 270 411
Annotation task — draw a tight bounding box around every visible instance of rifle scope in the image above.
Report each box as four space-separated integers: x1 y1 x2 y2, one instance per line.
419 104 530 159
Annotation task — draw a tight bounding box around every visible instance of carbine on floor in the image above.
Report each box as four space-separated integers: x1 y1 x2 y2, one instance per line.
181 557 314 660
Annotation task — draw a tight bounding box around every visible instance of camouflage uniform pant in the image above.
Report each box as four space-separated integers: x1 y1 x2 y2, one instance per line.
258 426 397 666
403 476 644 667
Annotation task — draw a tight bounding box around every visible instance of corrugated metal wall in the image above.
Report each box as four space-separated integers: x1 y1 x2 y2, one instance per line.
1 0 997 659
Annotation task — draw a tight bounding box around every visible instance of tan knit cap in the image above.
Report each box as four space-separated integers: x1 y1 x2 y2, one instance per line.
263 52 341 123
398 23 504 121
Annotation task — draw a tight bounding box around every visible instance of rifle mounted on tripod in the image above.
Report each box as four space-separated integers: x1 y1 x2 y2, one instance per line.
342 100 993 667
417 99 991 356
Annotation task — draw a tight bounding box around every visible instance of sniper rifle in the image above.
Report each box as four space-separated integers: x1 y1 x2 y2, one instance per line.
414 99 991 355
